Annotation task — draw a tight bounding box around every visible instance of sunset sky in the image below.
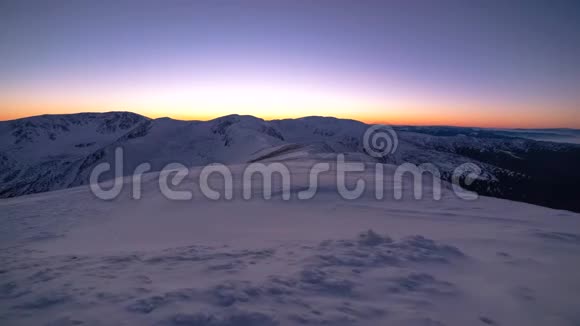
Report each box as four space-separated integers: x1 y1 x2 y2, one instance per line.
1 0 579 128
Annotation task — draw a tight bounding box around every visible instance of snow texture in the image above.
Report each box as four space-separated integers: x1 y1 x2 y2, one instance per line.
1 161 580 325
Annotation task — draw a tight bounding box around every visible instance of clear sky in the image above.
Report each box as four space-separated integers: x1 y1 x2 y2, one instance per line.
1 0 579 128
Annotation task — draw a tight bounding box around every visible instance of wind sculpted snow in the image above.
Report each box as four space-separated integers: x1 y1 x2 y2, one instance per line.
1 161 580 325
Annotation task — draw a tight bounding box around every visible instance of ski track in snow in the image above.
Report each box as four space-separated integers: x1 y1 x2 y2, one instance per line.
1 162 580 325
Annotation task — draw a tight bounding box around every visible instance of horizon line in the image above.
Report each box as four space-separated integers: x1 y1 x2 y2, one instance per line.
2 110 579 131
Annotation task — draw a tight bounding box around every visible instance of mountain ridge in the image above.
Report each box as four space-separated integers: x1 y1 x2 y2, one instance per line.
1 111 579 212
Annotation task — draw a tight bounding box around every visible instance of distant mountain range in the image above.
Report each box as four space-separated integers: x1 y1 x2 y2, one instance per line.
1 112 579 212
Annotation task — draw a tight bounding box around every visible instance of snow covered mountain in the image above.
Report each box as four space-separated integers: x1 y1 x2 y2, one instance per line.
0 112 149 197
1 112 579 212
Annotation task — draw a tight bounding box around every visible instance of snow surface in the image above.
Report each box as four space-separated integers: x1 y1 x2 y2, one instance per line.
1 160 580 325
0 112 528 198
4 112 579 214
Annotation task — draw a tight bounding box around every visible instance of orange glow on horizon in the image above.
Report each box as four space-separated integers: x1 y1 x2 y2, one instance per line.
1 103 578 129
1 80 578 129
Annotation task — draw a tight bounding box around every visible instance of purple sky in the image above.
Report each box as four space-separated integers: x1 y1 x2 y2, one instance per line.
1 0 579 127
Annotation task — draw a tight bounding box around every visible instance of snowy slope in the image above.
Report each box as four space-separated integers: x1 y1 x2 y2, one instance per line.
1 161 579 325
2 112 580 212
0 112 149 197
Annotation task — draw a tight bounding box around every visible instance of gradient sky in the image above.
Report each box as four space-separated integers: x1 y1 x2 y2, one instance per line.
1 0 579 128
